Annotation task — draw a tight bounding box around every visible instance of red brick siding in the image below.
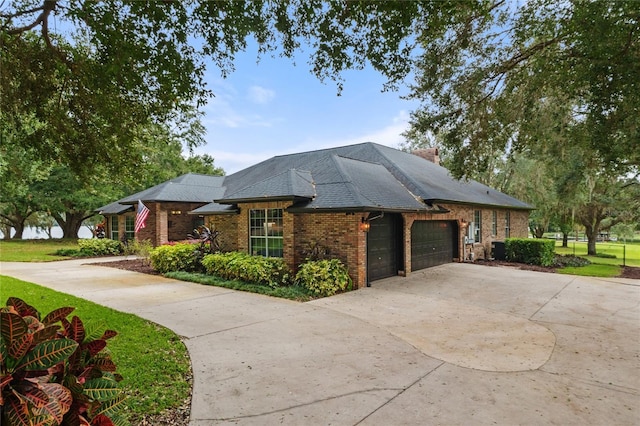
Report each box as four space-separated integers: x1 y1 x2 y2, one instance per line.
234 201 295 269
141 200 529 288
401 205 530 270
205 214 239 252
293 212 367 289
126 202 207 246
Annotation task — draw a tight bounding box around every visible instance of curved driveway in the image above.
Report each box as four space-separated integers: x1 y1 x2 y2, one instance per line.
1 259 638 425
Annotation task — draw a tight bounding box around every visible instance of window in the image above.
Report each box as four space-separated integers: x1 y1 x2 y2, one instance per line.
474 210 482 243
250 209 283 257
125 216 135 241
505 211 511 238
492 210 498 236
110 216 119 240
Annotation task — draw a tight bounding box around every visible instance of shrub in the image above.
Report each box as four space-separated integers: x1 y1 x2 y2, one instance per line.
505 238 555 266
202 251 292 287
554 254 591 268
78 238 123 256
1 297 125 425
149 242 201 273
295 259 352 297
123 238 153 258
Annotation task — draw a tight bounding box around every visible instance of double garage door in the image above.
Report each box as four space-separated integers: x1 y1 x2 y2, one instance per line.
367 215 458 282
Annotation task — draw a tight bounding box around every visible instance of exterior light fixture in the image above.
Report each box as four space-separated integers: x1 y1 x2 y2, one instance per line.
360 217 371 232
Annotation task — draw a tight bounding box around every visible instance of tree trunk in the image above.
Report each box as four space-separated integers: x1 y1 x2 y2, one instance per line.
13 222 25 239
584 223 597 256
53 212 87 239
533 226 545 238
1 224 12 240
562 232 569 247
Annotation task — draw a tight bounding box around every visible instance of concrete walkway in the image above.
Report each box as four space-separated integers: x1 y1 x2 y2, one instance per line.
1 259 638 425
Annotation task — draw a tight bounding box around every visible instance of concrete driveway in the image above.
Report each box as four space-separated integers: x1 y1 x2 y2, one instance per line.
1 260 638 425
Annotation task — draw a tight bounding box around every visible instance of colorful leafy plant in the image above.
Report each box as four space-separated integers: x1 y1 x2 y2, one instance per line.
295 259 352 297
1 297 125 425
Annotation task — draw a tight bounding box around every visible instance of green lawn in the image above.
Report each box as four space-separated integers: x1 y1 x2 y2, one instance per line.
0 275 191 423
555 240 640 267
0 239 80 261
556 263 622 278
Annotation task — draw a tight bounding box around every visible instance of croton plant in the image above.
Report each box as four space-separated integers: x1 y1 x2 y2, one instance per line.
1 297 125 425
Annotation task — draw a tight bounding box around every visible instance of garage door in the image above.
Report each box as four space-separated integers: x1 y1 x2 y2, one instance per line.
411 220 457 271
367 213 402 282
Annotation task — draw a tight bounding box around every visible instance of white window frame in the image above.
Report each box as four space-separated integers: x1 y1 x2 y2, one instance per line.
249 208 284 258
474 210 482 243
110 216 119 240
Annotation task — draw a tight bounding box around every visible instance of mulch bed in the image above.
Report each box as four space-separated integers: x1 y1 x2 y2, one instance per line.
91 258 160 275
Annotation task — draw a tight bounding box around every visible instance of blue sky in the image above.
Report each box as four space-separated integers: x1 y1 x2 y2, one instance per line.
193 48 419 174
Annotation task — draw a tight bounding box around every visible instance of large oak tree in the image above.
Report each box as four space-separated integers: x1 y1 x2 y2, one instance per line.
1 0 493 172
405 0 639 179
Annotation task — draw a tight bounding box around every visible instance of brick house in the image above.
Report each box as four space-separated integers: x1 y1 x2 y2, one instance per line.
97 173 225 244
99 143 531 288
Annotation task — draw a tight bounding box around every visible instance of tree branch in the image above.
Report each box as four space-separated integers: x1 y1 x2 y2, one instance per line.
5 0 57 35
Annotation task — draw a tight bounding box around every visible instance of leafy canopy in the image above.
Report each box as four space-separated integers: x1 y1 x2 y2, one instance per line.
2 0 487 172
406 0 639 179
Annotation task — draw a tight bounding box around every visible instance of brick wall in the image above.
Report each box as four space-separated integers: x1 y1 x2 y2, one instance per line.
293 212 367 289
192 204 528 287
234 201 295 269
401 204 530 267
206 214 239 252
125 202 207 246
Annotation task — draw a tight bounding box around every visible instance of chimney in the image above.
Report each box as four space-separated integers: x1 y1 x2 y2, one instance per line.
412 148 440 166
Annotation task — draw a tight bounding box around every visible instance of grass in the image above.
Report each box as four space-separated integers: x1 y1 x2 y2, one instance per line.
0 239 80 261
0 275 191 423
165 271 316 301
556 263 622 278
554 240 640 267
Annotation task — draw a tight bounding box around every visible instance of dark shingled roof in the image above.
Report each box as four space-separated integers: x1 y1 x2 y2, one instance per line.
217 169 315 203
105 143 532 215
215 142 531 212
118 173 225 204
95 201 133 215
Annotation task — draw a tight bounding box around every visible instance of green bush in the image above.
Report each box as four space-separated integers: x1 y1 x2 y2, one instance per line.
295 259 352 297
78 238 123 256
505 238 555 266
202 251 291 287
554 254 591 268
1 297 125 425
54 239 124 257
149 242 201 273
123 238 153 258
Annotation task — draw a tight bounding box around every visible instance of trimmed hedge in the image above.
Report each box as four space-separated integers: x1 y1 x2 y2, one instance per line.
295 259 352 297
505 238 555 266
149 242 201 273
77 238 123 256
202 251 292 288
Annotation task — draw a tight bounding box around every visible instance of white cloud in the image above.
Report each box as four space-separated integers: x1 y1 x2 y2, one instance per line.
199 149 275 174
247 85 276 104
202 82 275 128
198 110 413 174
294 110 411 153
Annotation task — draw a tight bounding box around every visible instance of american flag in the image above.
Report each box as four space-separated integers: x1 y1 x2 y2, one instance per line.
135 200 150 233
